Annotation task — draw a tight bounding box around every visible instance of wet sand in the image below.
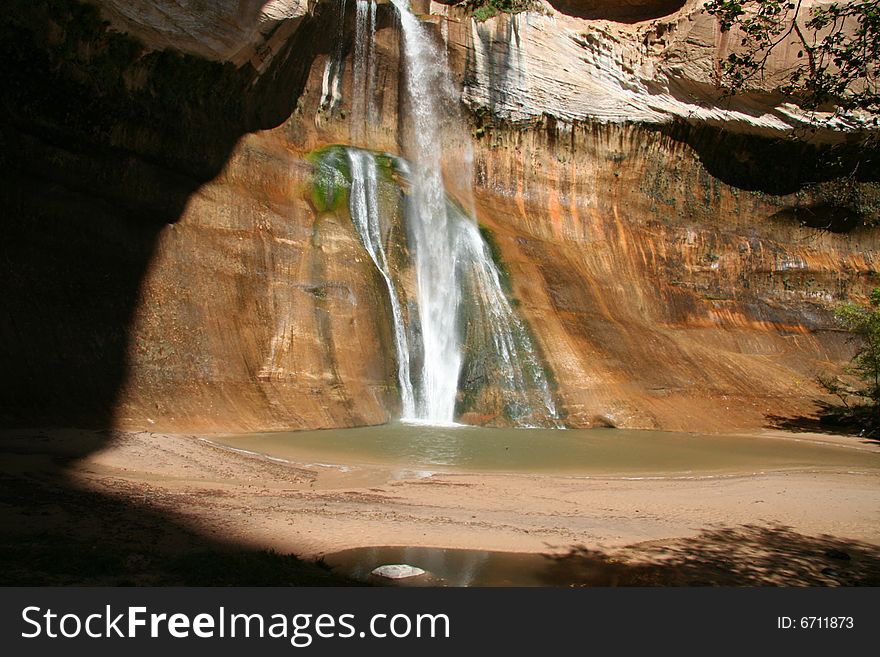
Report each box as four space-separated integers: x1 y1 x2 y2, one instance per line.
2 427 878 584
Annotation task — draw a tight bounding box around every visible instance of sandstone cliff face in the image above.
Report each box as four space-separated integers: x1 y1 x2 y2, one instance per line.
470 123 877 429
87 0 310 70
1 0 877 432
454 0 867 134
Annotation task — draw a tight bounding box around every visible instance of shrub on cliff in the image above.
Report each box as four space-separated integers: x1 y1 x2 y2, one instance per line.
464 0 544 22
819 288 880 435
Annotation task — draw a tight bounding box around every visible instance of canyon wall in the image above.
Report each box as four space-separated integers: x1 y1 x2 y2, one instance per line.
1 0 877 432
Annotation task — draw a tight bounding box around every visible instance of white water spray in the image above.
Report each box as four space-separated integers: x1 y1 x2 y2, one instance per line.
391 0 464 424
453 212 558 424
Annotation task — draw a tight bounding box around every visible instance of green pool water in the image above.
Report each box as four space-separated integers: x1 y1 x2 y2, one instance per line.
215 423 880 477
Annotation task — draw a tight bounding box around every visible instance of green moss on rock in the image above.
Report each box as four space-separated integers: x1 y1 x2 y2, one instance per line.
308 146 352 212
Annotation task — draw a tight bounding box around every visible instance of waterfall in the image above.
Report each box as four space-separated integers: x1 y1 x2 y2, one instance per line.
353 1 369 114
391 0 464 424
347 149 416 417
340 145 559 427
323 1 560 427
453 211 559 425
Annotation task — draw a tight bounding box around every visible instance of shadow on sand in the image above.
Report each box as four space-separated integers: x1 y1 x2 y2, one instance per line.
765 402 879 445
0 0 361 585
541 525 880 586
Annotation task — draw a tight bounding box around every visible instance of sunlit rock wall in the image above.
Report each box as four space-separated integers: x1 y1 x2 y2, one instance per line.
449 0 867 134
2 0 877 432
470 123 877 429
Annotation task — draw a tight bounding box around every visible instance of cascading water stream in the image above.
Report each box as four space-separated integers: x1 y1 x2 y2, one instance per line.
352 1 369 113
342 145 559 426
453 211 558 424
347 149 417 417
391 0 465 424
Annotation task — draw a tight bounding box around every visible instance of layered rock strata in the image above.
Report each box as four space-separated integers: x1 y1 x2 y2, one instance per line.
1 0 877 431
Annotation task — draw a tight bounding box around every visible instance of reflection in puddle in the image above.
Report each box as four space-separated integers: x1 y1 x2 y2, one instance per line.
327 546 562 587
325 535 880 587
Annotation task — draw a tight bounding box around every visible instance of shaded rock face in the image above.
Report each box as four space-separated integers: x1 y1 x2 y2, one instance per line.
1 0 878 432
0 0 386 431
86 0 310 70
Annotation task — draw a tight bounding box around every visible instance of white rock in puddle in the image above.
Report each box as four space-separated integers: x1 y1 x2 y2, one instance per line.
371 564 426 579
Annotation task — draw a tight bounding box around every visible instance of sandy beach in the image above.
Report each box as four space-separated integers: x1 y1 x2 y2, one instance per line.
2 427 878 585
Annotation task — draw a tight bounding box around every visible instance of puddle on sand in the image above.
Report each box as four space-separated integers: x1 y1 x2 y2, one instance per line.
324 546 576 587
